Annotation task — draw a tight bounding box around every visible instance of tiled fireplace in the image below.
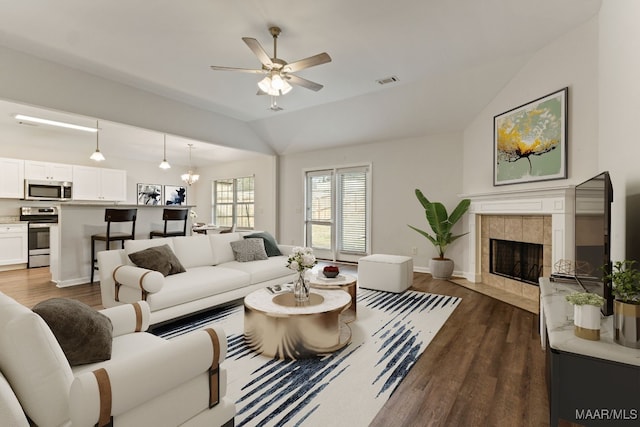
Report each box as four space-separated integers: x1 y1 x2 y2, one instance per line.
463 186 574 303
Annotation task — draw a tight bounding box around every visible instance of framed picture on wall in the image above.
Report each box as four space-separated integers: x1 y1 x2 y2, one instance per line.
164 185 187 205
137 183 163 205
493 87 568 186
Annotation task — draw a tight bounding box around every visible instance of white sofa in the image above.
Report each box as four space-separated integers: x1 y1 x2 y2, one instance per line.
0 291 235 427
98 232 297 326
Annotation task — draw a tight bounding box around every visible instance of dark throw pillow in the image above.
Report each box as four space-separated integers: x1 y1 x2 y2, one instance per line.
32 298 113 367
128 244 186 276
243 232 282 257
230 238 269 262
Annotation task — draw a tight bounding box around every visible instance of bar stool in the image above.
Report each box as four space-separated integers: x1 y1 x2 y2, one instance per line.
149 208 189 239
91 208 137 283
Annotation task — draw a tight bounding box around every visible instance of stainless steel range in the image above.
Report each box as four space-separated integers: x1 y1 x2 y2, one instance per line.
20 206 58 268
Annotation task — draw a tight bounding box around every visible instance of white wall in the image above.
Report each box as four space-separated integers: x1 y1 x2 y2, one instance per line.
278 132 466 272
462 17 600 195
0 45 272 155
598 0 640 262
192 155 278 233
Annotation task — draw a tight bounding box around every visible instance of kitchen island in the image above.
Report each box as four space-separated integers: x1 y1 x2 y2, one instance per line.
50 203 193 287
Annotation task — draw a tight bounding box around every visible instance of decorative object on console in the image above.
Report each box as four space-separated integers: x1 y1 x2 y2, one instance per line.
565 292 604 341
286 246 317 302
137 183 163 205
494 87 567 186
322 265 340 278
408 189 470 280
159 134 171 170
89 120 106 162
181 143 199 185
605 260 640 348
164 185 187 205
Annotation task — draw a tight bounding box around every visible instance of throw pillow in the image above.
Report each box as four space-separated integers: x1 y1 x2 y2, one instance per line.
32 298 113 367
230 238 268 262
243 231 282 257
128 244 186 276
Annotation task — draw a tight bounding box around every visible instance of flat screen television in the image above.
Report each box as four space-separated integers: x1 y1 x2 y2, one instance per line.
574 171 614 315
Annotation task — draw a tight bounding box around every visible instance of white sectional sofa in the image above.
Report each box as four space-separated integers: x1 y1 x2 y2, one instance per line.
0 292 235 427
97 232 297 326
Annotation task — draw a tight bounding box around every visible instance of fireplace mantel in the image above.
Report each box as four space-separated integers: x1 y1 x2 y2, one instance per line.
462 186 575 283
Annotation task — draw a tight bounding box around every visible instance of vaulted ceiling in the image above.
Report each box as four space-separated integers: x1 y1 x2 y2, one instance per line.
0 0 601 160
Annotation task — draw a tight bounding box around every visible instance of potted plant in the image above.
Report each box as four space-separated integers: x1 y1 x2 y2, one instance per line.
408 189 470 279
565 292 604 341
605 260 640 348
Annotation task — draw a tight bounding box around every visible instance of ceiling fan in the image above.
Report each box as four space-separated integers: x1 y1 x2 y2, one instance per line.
210 26 331 97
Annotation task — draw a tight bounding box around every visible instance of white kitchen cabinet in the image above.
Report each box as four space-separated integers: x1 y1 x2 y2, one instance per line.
24 160 73 182
72 165 126 201
0 224 28 266
0 158 25 199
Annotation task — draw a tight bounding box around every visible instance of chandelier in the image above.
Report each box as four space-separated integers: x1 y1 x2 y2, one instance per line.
181 144 200 185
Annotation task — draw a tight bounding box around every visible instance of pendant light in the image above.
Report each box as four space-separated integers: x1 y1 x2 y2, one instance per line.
159 134 171 170
89 120 105 162
181 144 200 185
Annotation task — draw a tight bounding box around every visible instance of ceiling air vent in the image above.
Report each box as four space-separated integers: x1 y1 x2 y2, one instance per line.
376 76 399 85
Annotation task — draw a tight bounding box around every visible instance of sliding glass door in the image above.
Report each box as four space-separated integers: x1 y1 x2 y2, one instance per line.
305 166 370 262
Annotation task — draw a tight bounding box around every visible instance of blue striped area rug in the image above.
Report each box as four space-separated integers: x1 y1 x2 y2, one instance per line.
154 289 461 427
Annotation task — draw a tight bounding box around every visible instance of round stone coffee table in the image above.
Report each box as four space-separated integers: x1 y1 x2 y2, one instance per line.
308 274 357 323
244 288 352 359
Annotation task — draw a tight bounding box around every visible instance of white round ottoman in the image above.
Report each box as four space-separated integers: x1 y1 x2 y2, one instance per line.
358 254 413 293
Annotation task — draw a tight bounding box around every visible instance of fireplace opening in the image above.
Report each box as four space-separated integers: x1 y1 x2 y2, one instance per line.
490 239 543 285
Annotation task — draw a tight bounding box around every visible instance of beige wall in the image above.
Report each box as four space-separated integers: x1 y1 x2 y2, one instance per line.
462 17 600 195
278 132 466 272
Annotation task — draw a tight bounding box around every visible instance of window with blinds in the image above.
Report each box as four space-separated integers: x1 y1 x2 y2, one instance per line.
212 176 255 229
305 165 370 261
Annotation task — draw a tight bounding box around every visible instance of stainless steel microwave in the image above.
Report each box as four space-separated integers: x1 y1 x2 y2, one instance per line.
24 180 73 201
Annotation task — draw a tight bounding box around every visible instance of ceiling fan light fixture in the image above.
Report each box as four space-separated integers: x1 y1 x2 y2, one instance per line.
271 74 285 90
257 75 272 93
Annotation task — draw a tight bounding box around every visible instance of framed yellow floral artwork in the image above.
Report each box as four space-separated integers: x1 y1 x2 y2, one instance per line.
494 87 568 186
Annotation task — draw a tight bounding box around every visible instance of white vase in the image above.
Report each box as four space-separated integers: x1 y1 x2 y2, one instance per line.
573 304 601 341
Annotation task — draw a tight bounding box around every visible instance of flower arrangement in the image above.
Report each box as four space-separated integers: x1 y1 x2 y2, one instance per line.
565 292 605 307
286 247 317 273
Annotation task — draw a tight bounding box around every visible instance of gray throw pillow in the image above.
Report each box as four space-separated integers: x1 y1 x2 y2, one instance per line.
230 238 268 262
128 244 186 276
32 298 113 367
243 231 282 257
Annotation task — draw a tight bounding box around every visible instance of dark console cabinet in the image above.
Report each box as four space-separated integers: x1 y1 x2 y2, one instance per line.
540 278 640 427
546 341 640 426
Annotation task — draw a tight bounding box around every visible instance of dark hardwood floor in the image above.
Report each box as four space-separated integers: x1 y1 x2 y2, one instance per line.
0 267 549 426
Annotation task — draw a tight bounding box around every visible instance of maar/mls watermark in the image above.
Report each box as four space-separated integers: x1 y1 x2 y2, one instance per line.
576 408 638 421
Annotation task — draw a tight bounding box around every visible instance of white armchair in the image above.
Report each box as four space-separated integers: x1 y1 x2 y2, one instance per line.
0 291 235 427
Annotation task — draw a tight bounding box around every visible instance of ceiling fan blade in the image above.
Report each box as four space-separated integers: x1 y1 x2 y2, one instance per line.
286 74 324 91
284 52 331 73
210 65 265 74
242 37 273 68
